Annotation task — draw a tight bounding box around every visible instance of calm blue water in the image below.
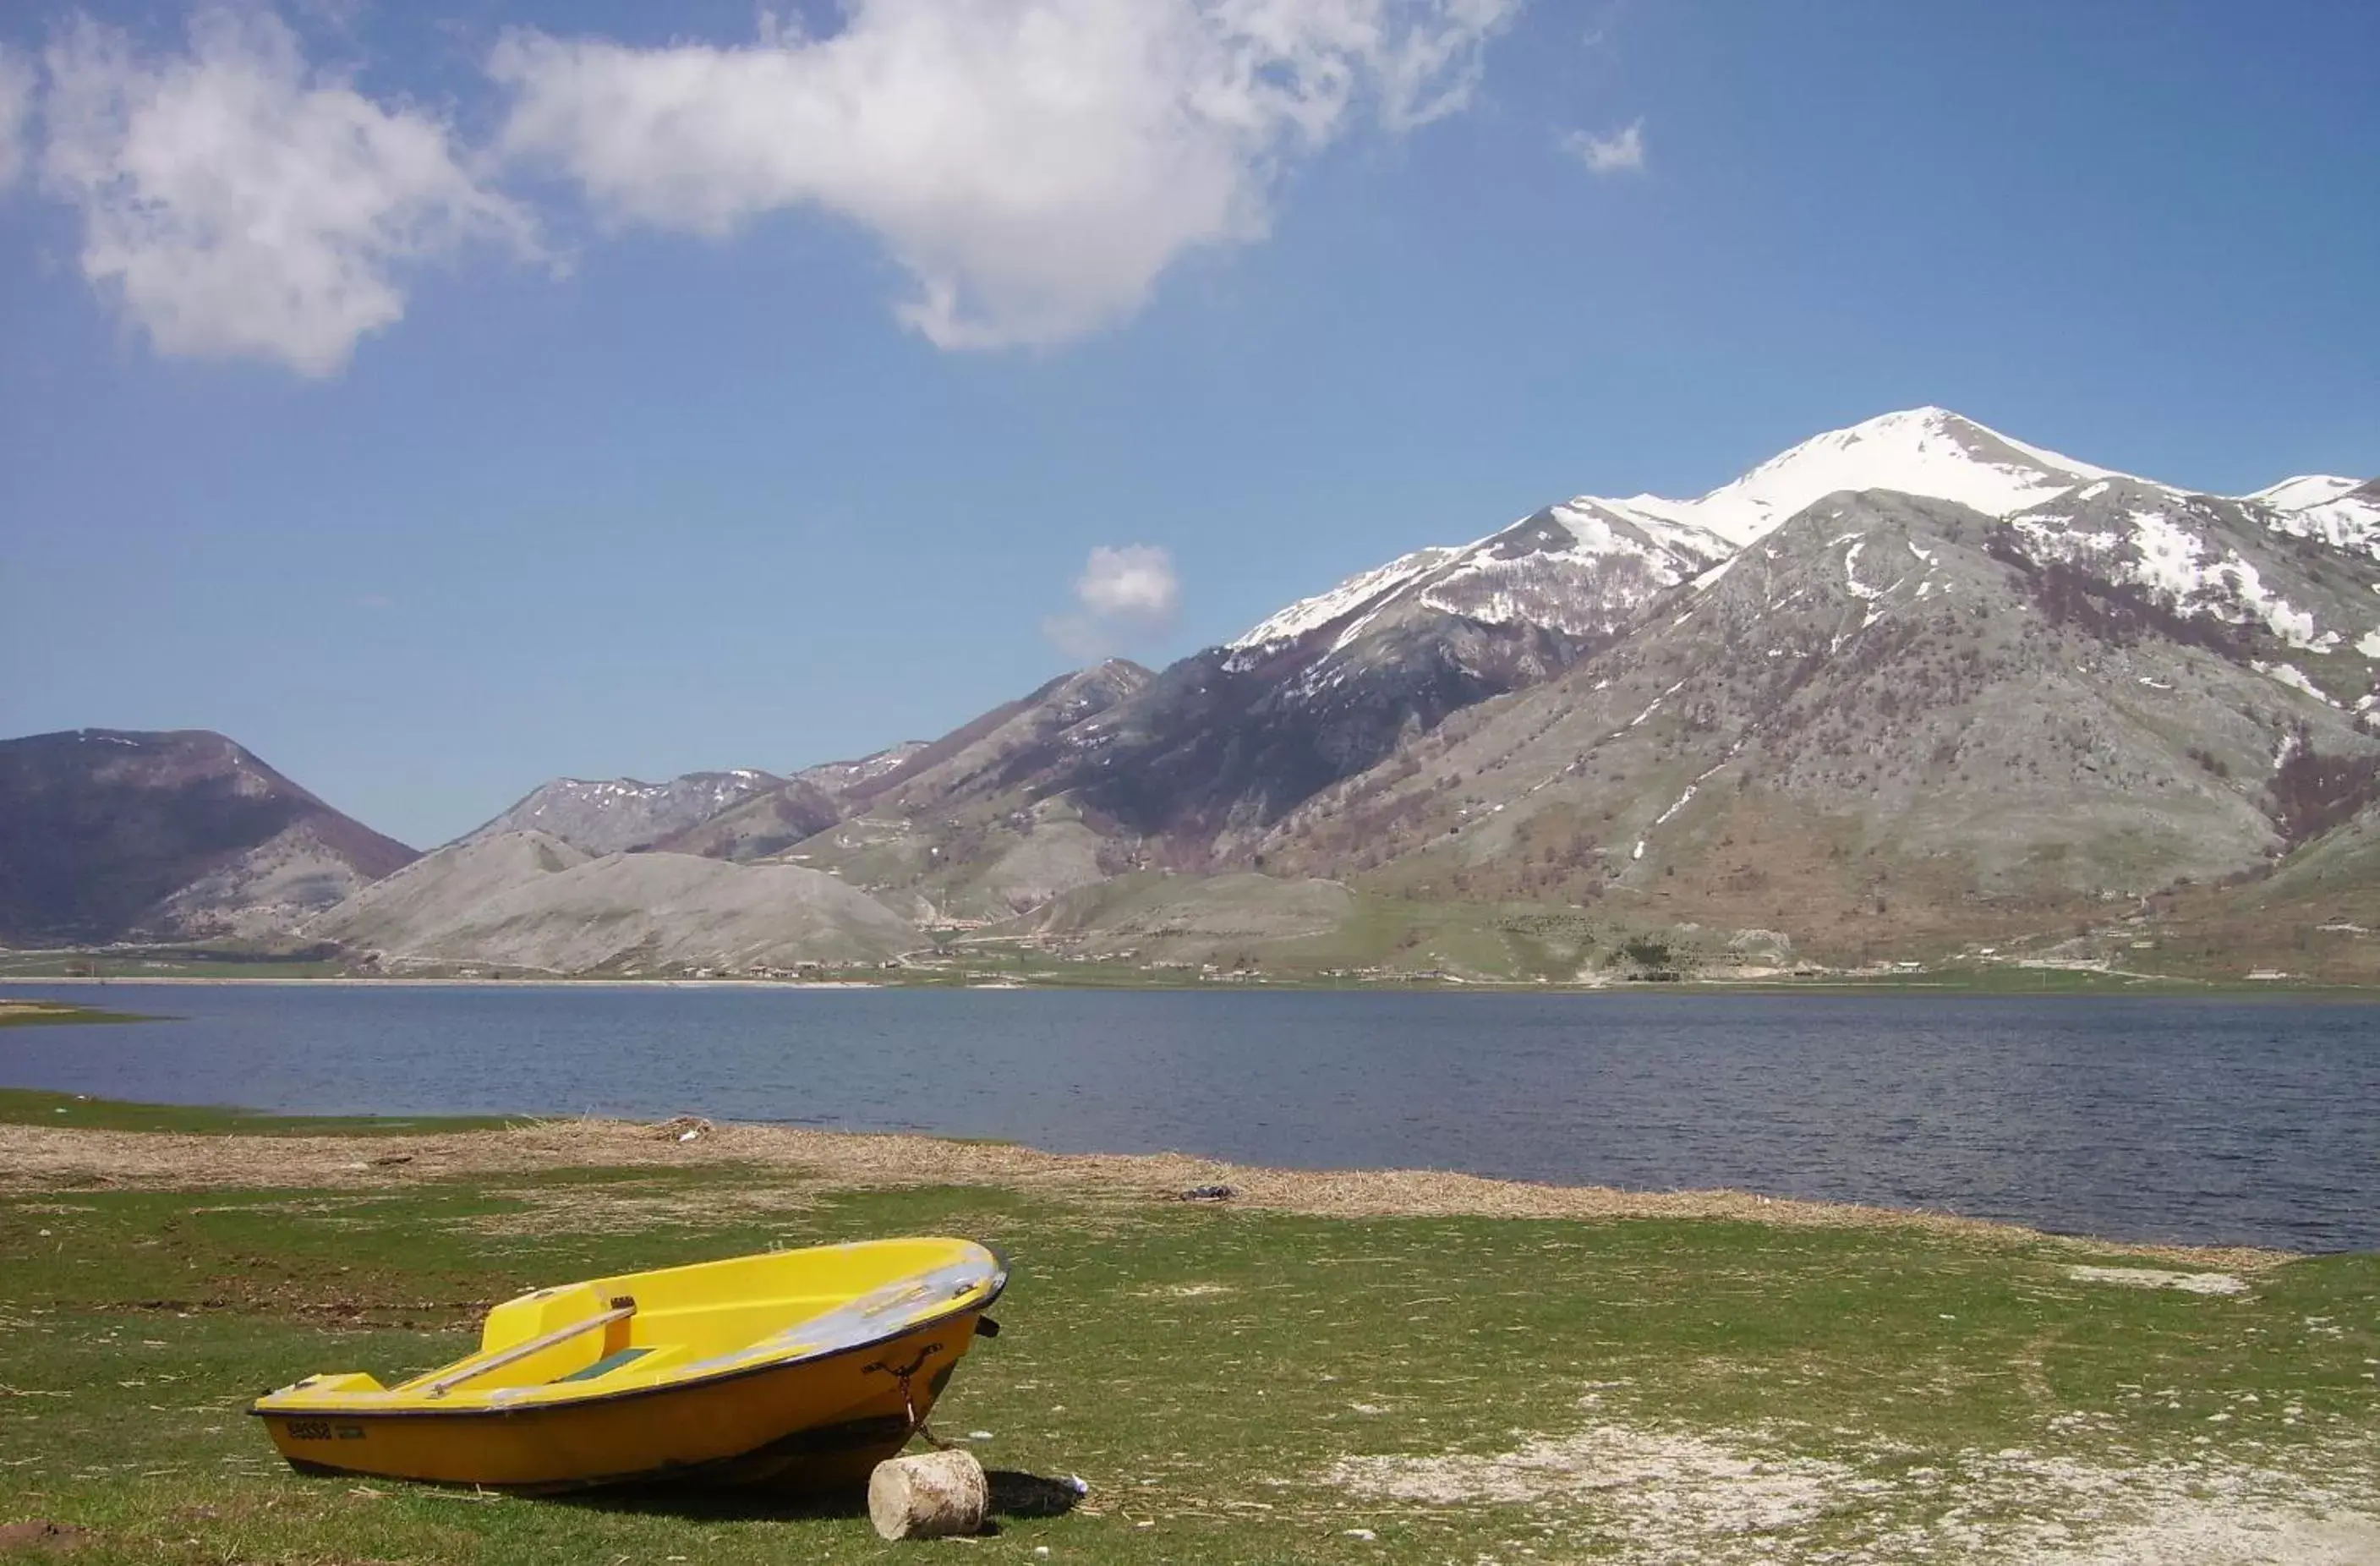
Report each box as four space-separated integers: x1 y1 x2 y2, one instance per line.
3 984 2375 1251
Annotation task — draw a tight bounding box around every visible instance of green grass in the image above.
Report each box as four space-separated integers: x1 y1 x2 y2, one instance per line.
1 1154 2373 1563
0 1090 516 1138
0 1005 155 1030
0 955 345 980
1781 963 2380 996
6 934 2372 993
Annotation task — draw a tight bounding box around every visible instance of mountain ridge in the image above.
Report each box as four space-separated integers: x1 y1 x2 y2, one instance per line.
14 405 2377 979
460 768 785 855
0 728 417 944
713 405 2380 973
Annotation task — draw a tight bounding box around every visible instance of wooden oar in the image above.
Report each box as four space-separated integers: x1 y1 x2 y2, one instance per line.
422 1296 637 1399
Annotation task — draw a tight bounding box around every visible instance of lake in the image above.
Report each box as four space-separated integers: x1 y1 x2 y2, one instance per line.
3 983 2374 1251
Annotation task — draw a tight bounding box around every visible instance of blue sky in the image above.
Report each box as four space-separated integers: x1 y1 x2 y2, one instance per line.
3 0 2376 847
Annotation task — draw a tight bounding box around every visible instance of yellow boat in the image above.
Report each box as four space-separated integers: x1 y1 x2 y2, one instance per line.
251 1237 1005 1492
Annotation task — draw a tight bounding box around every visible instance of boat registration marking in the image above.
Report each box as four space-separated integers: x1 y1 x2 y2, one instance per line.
282 1421 367 1442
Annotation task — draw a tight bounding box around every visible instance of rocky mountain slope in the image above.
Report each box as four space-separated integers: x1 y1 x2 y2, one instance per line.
779 410 2377 884
2250 474 2380 560
820 409 2211 861
0 729 416 943
407 406 2373 972
788 742 931 799
298 668 1164 967
309 830 916 972
754 662 1155 921
462 768 785 854
653 779 846 862
648 743 937 861
473 743 941 866
1257 481 2380 948
1013 872 1357 963
23 407 2373 978
744 406 2378 972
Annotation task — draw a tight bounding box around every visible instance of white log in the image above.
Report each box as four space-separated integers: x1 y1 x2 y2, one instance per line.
868 1448 989 1541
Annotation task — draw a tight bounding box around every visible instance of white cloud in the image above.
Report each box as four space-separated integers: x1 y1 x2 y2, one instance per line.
490 0 1518 350
0 46 32 190
40 7 536 376
1077 543 1181 620
1564 116 1644 175
1044 543 1180 660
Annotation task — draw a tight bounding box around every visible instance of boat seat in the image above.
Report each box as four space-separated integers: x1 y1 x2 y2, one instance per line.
553 1347 657 1384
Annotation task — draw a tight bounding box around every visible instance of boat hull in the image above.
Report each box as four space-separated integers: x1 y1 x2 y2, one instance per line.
252 1238 1006 1493
257 1311 984 1492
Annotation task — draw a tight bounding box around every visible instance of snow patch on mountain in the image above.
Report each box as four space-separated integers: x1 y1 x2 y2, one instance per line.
1229 407 2375 711
2010 502 2336 653
2251 474 2380 561
1841 537 1888 601
2250 475 2364 512
1231 501 1732 654
1233 547 1459 649
791 743 927 797
1231 408 2146 656
1596 407 2123 549
462 769 784 855
2254 662 2336 705
1693 556 1737 591
1557 497 1742 562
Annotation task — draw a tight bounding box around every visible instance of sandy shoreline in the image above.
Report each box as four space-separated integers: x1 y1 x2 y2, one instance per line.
4 989 2355 1258
0 1113 2290 1270
1 975 884 989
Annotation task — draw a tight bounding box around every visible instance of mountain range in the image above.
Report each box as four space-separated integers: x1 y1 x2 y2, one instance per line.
0 729 415 945
9 408 2377 980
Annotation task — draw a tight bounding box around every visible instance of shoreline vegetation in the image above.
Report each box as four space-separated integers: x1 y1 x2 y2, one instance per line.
9 890 2380 997
0 1103 2372 1563
0 1095 2295 1267
5 967 2377 997
0 999 154 1028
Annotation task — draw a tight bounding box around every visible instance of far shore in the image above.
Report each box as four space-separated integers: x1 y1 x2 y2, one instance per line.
6 970 2376 996
3 974 885 989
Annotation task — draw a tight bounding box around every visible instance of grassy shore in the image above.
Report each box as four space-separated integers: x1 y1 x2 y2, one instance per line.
0 1108 2373 1564
10 965 2377 995
0 1000 155 1030
0 1089 513 1138
10 913 2380 993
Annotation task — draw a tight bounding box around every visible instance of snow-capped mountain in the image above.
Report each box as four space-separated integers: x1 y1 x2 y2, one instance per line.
1037 405 2377 858
1603 405 2126 549
1260 478 2380 929
1234 408 2126 654
35 407 2372 976
2001 479 2380 684
460 769 785 855
1232 547 1467 649
1238 404 2375 665
298 404 2378 974
789 742 929 798
1229 503 1732 654
1212 407 2069 648
2251 474 2380 561
2252 475 2367 512
450 408 2376 897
